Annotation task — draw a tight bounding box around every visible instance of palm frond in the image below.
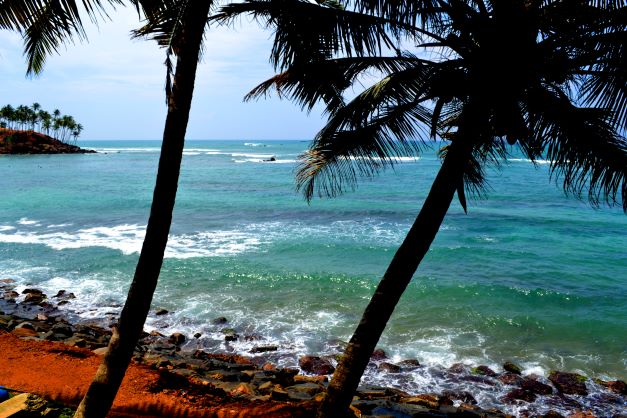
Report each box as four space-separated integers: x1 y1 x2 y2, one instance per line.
245 55 429 113
296 99 432 201
214 0 433 72
527 88 627 211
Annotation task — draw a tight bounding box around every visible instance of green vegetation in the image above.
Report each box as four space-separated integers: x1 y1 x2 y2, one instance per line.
0 103 83 144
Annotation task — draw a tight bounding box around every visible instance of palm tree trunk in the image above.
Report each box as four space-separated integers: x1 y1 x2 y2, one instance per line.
73 3 211 418
317 143 469 418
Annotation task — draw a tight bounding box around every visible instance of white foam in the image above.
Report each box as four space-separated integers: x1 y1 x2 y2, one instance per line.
17 218 39 226
0 223 266 258
0 225 15 232
508 158 551 164
231 153 275 158
182 152 201 156
244 143 267 147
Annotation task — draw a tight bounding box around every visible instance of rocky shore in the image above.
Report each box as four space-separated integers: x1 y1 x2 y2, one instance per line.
1 278 625 418
0 130 95 154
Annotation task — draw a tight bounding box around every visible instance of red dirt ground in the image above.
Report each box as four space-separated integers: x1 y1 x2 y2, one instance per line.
0 331 314 417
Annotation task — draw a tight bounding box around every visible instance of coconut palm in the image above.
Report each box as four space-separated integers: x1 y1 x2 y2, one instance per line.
3 1 218 417
219 1 626 416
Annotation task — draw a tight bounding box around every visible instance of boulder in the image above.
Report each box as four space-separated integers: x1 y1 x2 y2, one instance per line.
21 288 43 295
498 373 524 386
249 345 278 354
168 332 186 345
155 308 169 316
505 388 537 403
378 362 401 373
597 379 627 395
23 293 46 304
371 348 387 360
548 371 588 395
400 394 442 409
442 390 477 405
503 361 522 375
51 323 73 337
397 359 421 369
298 355 335 375
472 365 497 377
521 377 553 395
212 317 228 325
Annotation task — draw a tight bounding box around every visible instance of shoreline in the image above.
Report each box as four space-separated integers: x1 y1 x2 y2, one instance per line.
1 279 625 417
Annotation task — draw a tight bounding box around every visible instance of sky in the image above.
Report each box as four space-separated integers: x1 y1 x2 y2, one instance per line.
0 6 326 140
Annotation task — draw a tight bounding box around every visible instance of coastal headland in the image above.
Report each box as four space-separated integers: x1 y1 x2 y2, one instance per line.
1 279 625 417
0 129 94 155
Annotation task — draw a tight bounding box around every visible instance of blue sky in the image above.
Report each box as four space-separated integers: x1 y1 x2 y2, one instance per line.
0 6 326 140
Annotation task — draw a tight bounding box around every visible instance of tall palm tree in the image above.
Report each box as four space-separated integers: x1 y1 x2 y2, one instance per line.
2 1 214 417
219 1 626 416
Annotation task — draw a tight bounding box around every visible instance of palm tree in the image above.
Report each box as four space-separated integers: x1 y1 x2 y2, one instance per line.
219 1 626 416
3 1 216 417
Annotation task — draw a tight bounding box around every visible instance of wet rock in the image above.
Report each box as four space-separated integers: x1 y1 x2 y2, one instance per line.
249 345 278 354
155 308 169 316
499 372 524 386
23 292 46 304
262 362 276 371
472 365 497 377
221 328 239 341
521 377 553 395
597 379 627 395
257 381 274 394
397 359 421 369
298 355 335 375
442 390 477 405
505 388 537 403
448 363 466 374
549 371 588 395
400 394 443 409
22 288 43 295
371 348 387 360
567 412 596 418
212 316 228 325
3 291 19 299
378 362 401 373
541 411 565 418
193 332 202 339
0 278 16 284
51 322 73 337
168 332 186 345
503 361 522 375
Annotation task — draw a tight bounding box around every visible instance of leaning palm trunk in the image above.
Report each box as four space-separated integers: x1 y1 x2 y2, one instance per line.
318 143 469 418
73 3 211 418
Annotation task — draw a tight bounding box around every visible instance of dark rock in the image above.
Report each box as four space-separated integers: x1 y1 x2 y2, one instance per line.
371 348 387 360
540 411 565 418
503 361 522 375
298 355 335 375
64 337 87 348
499 372 524 386
22 288 43 295
24 292 46 304
448 362 466 374
597 379 627 395
472 365 497 377
397 359 421 369
168 332 186 345
548 371 588 395
286 382 324 396
53 290 67 298
4 291 19 299
505 388 537 402
378 362 401 373
271 387 289 401
442 390 477 405
155 308 169 316
193 332 202 339
224 334 239 342
51 322 73 337
249 345 278 354
521 377 553 395
212 317 228 325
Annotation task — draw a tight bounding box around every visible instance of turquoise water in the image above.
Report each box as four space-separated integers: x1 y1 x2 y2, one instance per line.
1 140 625 411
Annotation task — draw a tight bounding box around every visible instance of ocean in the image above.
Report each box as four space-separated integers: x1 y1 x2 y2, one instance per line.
1 140 625 415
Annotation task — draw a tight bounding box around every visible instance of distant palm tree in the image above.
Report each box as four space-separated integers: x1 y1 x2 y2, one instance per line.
220 1 626 416
3 2 217 417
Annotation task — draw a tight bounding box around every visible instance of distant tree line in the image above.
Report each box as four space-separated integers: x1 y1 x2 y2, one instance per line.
0 103 83 144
